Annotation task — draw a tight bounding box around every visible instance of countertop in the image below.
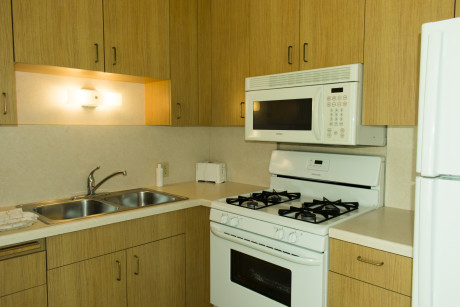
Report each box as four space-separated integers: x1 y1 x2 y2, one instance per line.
329 207 414 258
0 181 265 247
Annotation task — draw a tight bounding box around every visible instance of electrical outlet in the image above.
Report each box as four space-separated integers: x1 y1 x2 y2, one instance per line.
157 162 169 177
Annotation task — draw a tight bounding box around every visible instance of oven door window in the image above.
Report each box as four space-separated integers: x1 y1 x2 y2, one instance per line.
231 249 291 306
253 98 312 130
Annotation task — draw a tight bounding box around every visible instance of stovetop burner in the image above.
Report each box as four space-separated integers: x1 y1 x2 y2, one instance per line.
278 197 359 224
226 190 301 210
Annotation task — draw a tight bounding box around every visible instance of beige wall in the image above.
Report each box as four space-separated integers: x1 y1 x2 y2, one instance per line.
0 126 210 207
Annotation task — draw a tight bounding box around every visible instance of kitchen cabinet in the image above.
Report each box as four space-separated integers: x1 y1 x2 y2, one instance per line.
457 2 460 17
362 0 454 125
0 241 47 307
0 0 17 125
46 210 186 306
103 0 170 79
211 0 249 126
48 251 127 307
185 206 212 307
299 0 365 70
170 0 199 126
328 238 412 307
127 235 185 306
249 0 300 76
12 0 104 72
12 0 169 79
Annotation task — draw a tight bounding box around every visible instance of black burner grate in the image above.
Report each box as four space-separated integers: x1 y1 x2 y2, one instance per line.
226 190 301 210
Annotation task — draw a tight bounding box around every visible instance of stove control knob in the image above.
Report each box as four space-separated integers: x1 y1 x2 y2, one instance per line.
288 232 298 243
275 229 284 240
220 215 229 224
230 217 239 226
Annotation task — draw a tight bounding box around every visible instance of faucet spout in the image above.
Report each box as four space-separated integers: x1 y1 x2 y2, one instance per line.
87 167 127 195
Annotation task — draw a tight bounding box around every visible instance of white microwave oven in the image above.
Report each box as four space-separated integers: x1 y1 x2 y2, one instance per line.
245 64 386 146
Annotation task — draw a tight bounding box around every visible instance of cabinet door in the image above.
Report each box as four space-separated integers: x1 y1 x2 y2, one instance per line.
211 0 249 126
299 0 365 70
104 0 170 79
362 0 454 125
48 251 127 307
170 0 199 126
12 0 104 71
0 0 16 124
328 271 411 307
249 0 300 76
127 235 185 307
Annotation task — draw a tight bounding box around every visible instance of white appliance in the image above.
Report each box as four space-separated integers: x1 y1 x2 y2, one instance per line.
196 162 226 183
245 64 386 146
413 17 460 307
210 150 385 307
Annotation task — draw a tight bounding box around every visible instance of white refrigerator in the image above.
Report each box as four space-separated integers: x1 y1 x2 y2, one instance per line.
413 17 460 307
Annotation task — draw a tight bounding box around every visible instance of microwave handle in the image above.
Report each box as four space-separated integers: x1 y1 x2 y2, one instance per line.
313 87 323 141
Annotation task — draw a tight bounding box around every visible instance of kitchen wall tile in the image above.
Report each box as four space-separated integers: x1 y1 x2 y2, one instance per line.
0 126 210 207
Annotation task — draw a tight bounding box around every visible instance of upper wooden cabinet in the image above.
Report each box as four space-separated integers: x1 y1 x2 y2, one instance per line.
0 0 17 125
362 0 454 125
170 0 199 126
249 0 300 76
12 0 169 79
299 0 365 70
211 0 249 126
103 0 170 79
12 0 104 72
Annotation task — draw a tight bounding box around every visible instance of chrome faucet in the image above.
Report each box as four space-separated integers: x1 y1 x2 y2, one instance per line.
87 166 127 195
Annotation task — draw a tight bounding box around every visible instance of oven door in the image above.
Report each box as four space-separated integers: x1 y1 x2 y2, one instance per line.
245 85 324 144
210 222 326 307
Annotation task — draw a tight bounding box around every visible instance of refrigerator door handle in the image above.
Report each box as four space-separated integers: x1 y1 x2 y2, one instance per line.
417 32 443 176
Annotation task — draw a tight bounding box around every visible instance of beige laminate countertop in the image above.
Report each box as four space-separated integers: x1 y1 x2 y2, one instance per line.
329 207 414 258
0 181 265 247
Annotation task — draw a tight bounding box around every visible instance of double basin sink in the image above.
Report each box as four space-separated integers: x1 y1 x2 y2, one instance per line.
20 188 188 224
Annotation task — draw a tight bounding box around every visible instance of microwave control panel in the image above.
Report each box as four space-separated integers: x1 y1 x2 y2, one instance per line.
323 84 352 141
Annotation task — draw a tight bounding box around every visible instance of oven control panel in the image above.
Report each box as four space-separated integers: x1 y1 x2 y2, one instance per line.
323 83 353 142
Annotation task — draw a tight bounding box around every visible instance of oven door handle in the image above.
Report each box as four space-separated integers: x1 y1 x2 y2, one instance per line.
211 225 321 266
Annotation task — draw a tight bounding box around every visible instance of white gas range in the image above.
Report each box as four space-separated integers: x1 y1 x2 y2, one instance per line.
210 150 385 307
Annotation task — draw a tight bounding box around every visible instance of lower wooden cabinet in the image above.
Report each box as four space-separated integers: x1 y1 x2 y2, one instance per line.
0 285 47 307
328 238 412 307
127 235 185 307
48 235 185 307
48 251 127 307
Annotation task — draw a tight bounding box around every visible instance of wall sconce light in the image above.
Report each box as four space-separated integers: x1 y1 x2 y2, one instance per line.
67 89 122 108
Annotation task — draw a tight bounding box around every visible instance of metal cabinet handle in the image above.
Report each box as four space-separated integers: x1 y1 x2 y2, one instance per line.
112 47 117 65
303 43 308 63
240 102 245 118
2 92 6 115
357 256 384 267
116 260 121 281
176 103 182 119
134 255 139 275
288 45 293 65
94 43 99 63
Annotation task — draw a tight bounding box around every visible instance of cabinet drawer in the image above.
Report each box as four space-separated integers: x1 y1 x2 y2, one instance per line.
0 285 47 307
328 271 411 307
0 251 46 297
329 238 412 296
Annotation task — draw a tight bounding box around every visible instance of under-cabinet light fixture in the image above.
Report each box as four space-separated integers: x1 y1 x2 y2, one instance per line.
67 89 122 108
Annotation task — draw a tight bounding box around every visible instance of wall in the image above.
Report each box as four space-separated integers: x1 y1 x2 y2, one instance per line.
209 127 417 210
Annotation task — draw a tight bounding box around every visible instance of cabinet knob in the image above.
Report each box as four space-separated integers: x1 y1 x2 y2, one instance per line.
240 102 245 118
176 103 182 119
288 45 293 65
134 255 140 275
2 92 6 115
112 47 117 66
303 43 309 63
115 260 122 281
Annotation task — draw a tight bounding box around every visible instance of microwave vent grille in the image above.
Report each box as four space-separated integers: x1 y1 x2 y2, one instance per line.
246 64 362 91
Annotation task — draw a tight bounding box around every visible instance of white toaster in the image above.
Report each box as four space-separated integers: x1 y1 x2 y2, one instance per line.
196 162 226 184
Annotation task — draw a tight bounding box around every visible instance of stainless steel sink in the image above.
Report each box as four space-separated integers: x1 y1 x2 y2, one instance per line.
29 199 118 223
101 189 187 207
20 188 187 224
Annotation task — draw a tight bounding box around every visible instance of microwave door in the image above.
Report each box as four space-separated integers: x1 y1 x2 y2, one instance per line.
245 86 323 143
